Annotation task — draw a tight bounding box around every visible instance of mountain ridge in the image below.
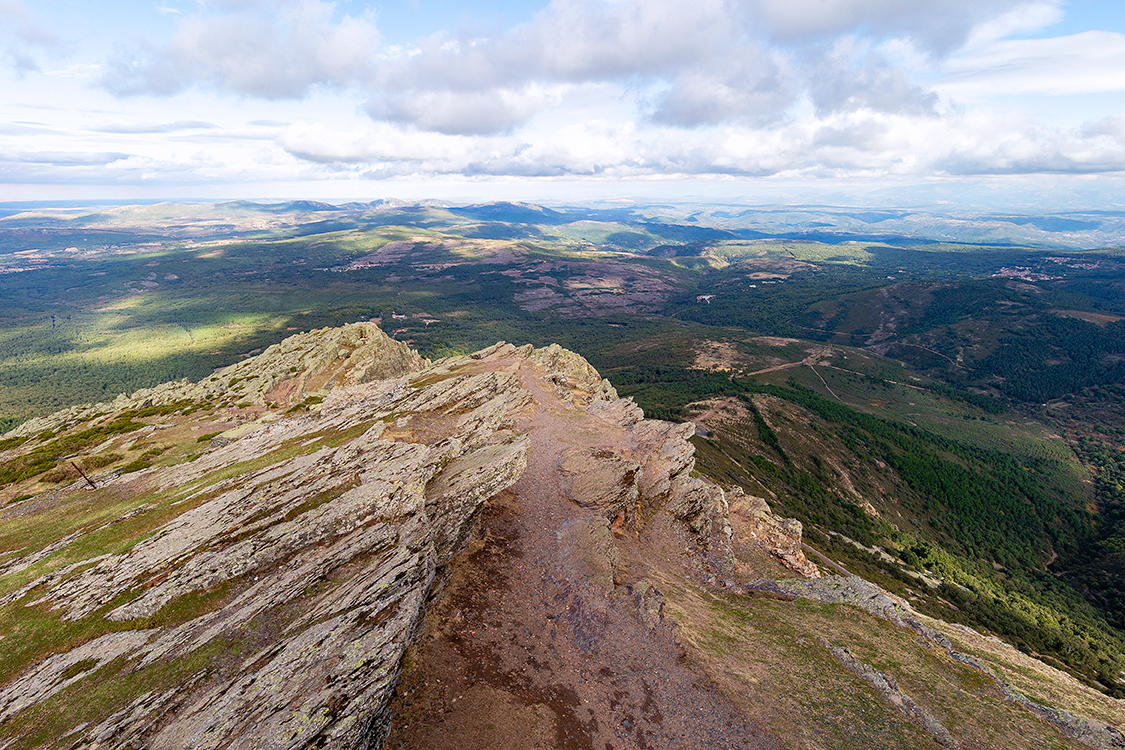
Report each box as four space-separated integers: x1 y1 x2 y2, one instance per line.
0 323 1122 749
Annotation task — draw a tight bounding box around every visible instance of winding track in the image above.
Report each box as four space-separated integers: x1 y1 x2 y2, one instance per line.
384 351 782 750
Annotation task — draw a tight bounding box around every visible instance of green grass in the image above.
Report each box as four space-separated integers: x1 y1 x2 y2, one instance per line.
0 635 234 750
694 379 1125 696
664 583 1085 750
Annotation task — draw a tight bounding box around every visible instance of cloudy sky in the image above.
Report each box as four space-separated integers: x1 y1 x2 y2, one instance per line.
3 0 1125 207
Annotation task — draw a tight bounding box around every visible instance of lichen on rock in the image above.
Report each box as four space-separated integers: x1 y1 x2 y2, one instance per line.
0 327 531 749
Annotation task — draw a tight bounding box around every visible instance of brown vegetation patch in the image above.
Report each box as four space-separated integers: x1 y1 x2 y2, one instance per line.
693 340 741 371
1053 309 1124 325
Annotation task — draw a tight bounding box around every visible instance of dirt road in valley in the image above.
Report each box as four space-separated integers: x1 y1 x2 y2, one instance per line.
689 345 838 427
383 352 782 750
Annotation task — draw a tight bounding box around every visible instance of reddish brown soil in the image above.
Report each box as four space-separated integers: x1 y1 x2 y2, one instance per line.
383 356 782 750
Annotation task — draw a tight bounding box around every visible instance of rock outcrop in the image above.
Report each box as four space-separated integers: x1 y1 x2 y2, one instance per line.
728 488 820 579
4 322 427 439
0 325 821 749
0 326 523 749
2 323 1117 750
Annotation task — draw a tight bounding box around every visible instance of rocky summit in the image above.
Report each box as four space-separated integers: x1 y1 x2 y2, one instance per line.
0 323 1122 750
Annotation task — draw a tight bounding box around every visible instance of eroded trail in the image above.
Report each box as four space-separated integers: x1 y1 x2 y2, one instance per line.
384 352 780 750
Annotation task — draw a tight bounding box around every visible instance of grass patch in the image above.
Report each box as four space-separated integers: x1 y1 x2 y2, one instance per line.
0 636 236 750
119 458 151 474
0 417 146 486
665 583 1091 750
285 394 323 413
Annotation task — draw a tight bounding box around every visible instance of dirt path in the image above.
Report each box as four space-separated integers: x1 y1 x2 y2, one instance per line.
879 341 958 366
740 346 833 378
690 396 742 426
383 353 781 750
690 345 836 424
805 365 842 401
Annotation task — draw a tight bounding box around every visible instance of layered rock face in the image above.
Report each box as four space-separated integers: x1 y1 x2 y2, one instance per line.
0 324 815 749
0 325 532 749
728 488 820 579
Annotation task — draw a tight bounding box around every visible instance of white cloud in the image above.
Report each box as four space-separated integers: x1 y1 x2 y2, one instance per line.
0 122 57 135
102 0 380 98
275 102 1125 181
804 37 938 115
359 0 741 133
18 150 128 165
277 120 525 173
90 0 1070 139
517 119 639 174
91 120 217 133
938 31 1125 98
752 0 1029 53
649 45 793 126
0 0 57 73
367 84 564 135
0 0 56 45
962 1 1063 48
509 0 732 80
354 0 1057 134
3 0 1122 197
1082 116 1125 139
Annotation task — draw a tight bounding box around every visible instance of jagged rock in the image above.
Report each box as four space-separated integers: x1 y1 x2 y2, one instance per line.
586 396 644 427
1013 700 1125 750
4 322 427 438
3 324 1117 750
531 343 619 403
763 573 1125 750
425 438 530 565
2 331 678 750
0 329 531 749
727 487 820 578
632 419 696 504
206 321 428 406
0 329 766 747
558 446 639 511
770 574 911 623
627 578 666 630
944 651 1125 749
558 515 622 595
0 630 157 724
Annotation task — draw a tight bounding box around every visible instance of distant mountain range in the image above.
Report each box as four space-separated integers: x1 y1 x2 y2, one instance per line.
3 199 1124 248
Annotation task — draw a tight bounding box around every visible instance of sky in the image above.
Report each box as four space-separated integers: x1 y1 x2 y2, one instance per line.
3 0 1125 208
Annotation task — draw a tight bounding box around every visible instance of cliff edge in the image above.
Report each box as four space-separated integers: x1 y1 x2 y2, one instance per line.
0 325 812 749
1 324 1119 750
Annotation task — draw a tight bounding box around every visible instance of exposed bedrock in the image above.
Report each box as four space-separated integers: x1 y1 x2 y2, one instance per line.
0 327 818 749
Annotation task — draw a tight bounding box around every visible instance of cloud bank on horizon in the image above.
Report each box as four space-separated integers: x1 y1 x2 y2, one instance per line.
3 0 1125 205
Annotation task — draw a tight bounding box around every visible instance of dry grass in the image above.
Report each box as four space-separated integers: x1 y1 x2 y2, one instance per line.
659 581 1089 749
